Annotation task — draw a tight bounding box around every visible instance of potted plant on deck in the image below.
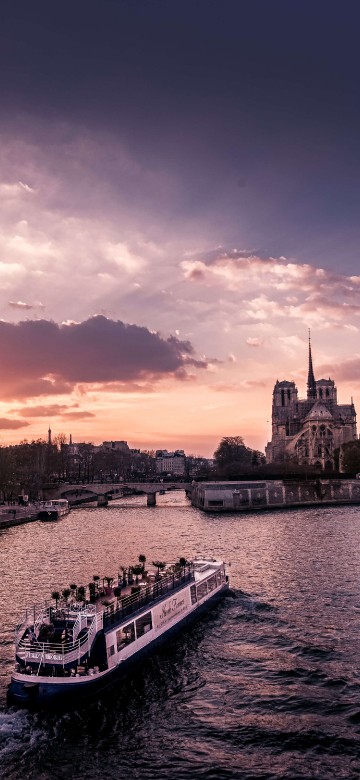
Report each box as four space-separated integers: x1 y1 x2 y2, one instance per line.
131 565 143 585
138 554 147 576
103 576 114 596
152 560 166 580
51 590 61 615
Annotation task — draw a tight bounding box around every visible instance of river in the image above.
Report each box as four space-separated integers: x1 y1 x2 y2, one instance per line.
1 493 360 779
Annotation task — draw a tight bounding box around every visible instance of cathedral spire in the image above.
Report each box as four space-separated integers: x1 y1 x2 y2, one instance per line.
307 329 316 399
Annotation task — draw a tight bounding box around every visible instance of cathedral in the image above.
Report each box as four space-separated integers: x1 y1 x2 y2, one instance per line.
265 338 357 470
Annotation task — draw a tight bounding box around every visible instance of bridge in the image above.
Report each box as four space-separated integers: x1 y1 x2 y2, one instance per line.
43 481 193 507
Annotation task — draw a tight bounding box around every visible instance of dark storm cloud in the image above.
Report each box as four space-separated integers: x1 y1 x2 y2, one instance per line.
0 316 208 400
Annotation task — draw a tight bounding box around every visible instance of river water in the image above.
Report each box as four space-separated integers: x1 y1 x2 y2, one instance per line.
1 494 360 779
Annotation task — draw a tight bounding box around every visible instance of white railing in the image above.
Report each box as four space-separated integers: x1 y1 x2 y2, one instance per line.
17 609 100 669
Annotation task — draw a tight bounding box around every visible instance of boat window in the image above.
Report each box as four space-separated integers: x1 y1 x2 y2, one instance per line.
136 611 153 638
216 571 221 585
197 581 208 600
208 500 224 507
207 575 216 591
190 585 197 604
116 622 135 650
107 645 115 658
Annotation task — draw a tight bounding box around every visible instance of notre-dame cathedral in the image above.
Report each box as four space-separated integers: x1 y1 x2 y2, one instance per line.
265 337 357 470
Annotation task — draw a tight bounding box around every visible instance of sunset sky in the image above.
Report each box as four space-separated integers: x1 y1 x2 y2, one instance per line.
1 1 360 456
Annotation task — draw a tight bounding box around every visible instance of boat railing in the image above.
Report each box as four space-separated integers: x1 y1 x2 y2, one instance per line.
17 609 101 668
15 601 96 642
15 603 51 643
103 564 195 630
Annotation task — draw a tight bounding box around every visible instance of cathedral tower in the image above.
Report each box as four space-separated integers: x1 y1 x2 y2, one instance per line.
307 331 316 400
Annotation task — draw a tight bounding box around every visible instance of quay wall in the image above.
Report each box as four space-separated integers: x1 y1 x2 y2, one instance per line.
191 479 360 513
0 509 39 530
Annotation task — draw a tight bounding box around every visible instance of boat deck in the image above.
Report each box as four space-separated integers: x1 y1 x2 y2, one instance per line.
102 565 194 630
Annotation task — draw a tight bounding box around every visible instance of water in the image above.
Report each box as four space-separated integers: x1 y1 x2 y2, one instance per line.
1 494 360 779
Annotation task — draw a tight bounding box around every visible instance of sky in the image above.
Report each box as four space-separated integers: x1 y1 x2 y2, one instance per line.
1 0 360 456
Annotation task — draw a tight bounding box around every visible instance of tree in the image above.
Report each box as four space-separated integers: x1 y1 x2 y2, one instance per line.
214 436 251 466
214 436 265 478
340 441 360 474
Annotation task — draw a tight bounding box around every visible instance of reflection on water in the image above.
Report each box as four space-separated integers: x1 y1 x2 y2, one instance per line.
1 495 360 778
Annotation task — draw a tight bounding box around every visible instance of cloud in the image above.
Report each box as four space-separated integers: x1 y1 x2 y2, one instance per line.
14 403 79 417
181 251 360 329
93 382 155 394
0 418 30 430
240 380 267 389
246 337 263 347
318 356 360 383
0 181 35 199
0 315 209 400
59 411 96 420
212 379 267 392
0 124 184 329
8 300 44 310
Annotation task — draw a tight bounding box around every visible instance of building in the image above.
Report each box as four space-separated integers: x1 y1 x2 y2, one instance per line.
155 450 186 477
265 337 357 470
101 441 130 453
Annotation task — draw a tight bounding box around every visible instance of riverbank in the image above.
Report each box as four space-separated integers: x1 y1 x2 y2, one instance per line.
191 478 360 512
0 506 39 530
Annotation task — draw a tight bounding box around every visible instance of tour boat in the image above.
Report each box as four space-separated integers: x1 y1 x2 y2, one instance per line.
7 556 229 708
38 499 70 521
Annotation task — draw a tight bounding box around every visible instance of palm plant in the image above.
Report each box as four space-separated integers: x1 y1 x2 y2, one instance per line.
103 576 114 595
132 564 143 584
88 581 96 602
69 583 77 600
62 588 71 608
77 585 86 603
152 560 166 577
51 590 60 610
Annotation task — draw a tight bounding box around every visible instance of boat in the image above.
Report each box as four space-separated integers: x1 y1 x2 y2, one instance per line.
7 555 229 708
38 499 70 521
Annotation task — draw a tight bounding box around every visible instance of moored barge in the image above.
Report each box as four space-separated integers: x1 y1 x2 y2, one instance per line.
38 499 70 521
7 556 229 708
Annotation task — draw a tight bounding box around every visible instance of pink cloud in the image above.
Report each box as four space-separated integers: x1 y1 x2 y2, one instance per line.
0 418 30 430
181 251 360 329
13 403 79 417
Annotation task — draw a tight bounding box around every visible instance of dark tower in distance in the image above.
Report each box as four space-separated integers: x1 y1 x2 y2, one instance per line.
307 330 316 400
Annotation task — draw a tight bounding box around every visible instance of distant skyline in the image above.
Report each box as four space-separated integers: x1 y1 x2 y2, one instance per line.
1 2 360 456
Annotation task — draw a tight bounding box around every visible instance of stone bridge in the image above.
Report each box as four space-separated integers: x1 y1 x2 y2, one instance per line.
43 481 193 507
